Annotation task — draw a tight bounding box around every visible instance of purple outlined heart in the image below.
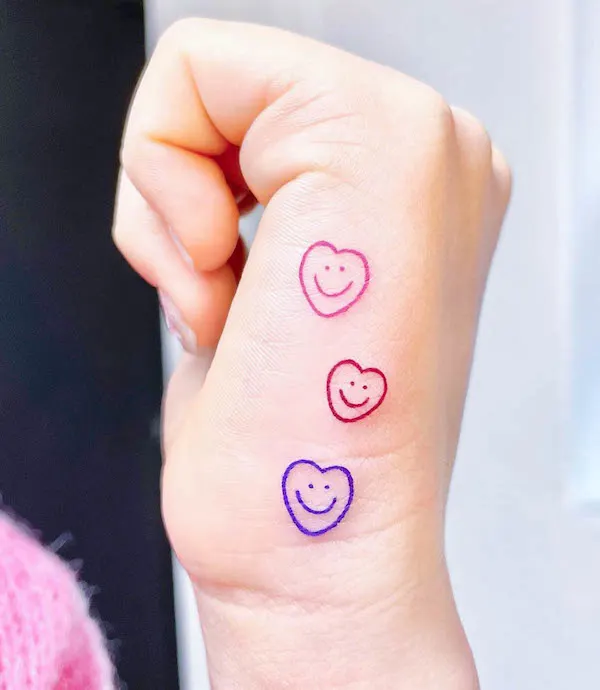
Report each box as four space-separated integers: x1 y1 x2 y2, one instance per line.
299 241 370 317
282 459 354 536
327 359 388 423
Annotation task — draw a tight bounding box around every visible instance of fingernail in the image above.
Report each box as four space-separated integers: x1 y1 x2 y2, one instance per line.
158 290 198 354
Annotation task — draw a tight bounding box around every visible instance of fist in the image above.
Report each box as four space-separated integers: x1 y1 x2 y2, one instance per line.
113 19 510 690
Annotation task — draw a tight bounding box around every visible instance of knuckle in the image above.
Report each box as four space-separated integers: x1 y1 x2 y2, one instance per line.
111 224 127 255
119 134 146 181
424 88 454 125
403 87 456 162
111 208 131 254
492 145 513 205
110 209 121 242
111 224 131 262
118 138 134 173
493 144 511 179
457 106 490 140
417 87 455 135
452 106 493 159
398 84 456 152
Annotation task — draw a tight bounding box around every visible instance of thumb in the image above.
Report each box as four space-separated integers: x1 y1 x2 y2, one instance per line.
112 18 422 349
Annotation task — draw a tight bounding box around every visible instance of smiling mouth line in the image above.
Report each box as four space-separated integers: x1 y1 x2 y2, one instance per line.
339 389 370 409
313 274 354 298
296 490 338 515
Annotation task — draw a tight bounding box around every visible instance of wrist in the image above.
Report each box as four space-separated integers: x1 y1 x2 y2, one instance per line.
196 586 478 690
191 509 478 690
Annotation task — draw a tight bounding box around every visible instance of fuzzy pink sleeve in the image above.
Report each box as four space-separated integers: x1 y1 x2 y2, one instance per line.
0 513 114 690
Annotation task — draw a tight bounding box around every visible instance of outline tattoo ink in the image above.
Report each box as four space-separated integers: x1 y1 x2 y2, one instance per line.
327 359 388 423
282 459 354 536
299 241 370 317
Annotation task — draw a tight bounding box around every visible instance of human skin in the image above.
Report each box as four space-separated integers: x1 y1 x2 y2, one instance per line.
113 19 511 690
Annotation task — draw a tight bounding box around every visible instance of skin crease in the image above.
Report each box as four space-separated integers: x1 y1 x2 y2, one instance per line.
113 19 511 690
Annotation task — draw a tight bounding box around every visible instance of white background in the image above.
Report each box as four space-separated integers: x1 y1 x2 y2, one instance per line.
147 2 600 688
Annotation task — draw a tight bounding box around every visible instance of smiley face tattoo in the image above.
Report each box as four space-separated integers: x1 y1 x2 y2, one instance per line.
327 359 388 423
299 241 370 317
282 459 354 536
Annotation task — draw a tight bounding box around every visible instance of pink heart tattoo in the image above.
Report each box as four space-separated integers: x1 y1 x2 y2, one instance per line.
327 359 388 423
299 241 370 317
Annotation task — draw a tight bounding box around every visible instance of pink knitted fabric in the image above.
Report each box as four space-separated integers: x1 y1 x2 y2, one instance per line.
0 513 114 689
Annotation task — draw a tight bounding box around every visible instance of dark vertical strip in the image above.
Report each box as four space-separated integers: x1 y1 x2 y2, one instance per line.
0 1 179 687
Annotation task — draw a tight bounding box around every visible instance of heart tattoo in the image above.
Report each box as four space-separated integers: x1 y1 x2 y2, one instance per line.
299 241 370 317
327 359 388 423
282 459 354 536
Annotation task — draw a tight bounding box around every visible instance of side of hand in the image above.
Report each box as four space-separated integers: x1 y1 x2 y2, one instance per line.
113 19 511 690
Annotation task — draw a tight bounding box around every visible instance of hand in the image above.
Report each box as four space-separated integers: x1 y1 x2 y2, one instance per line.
113 19 510 690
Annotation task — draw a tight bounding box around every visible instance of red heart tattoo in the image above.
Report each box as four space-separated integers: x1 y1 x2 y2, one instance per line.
327 359 388 423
